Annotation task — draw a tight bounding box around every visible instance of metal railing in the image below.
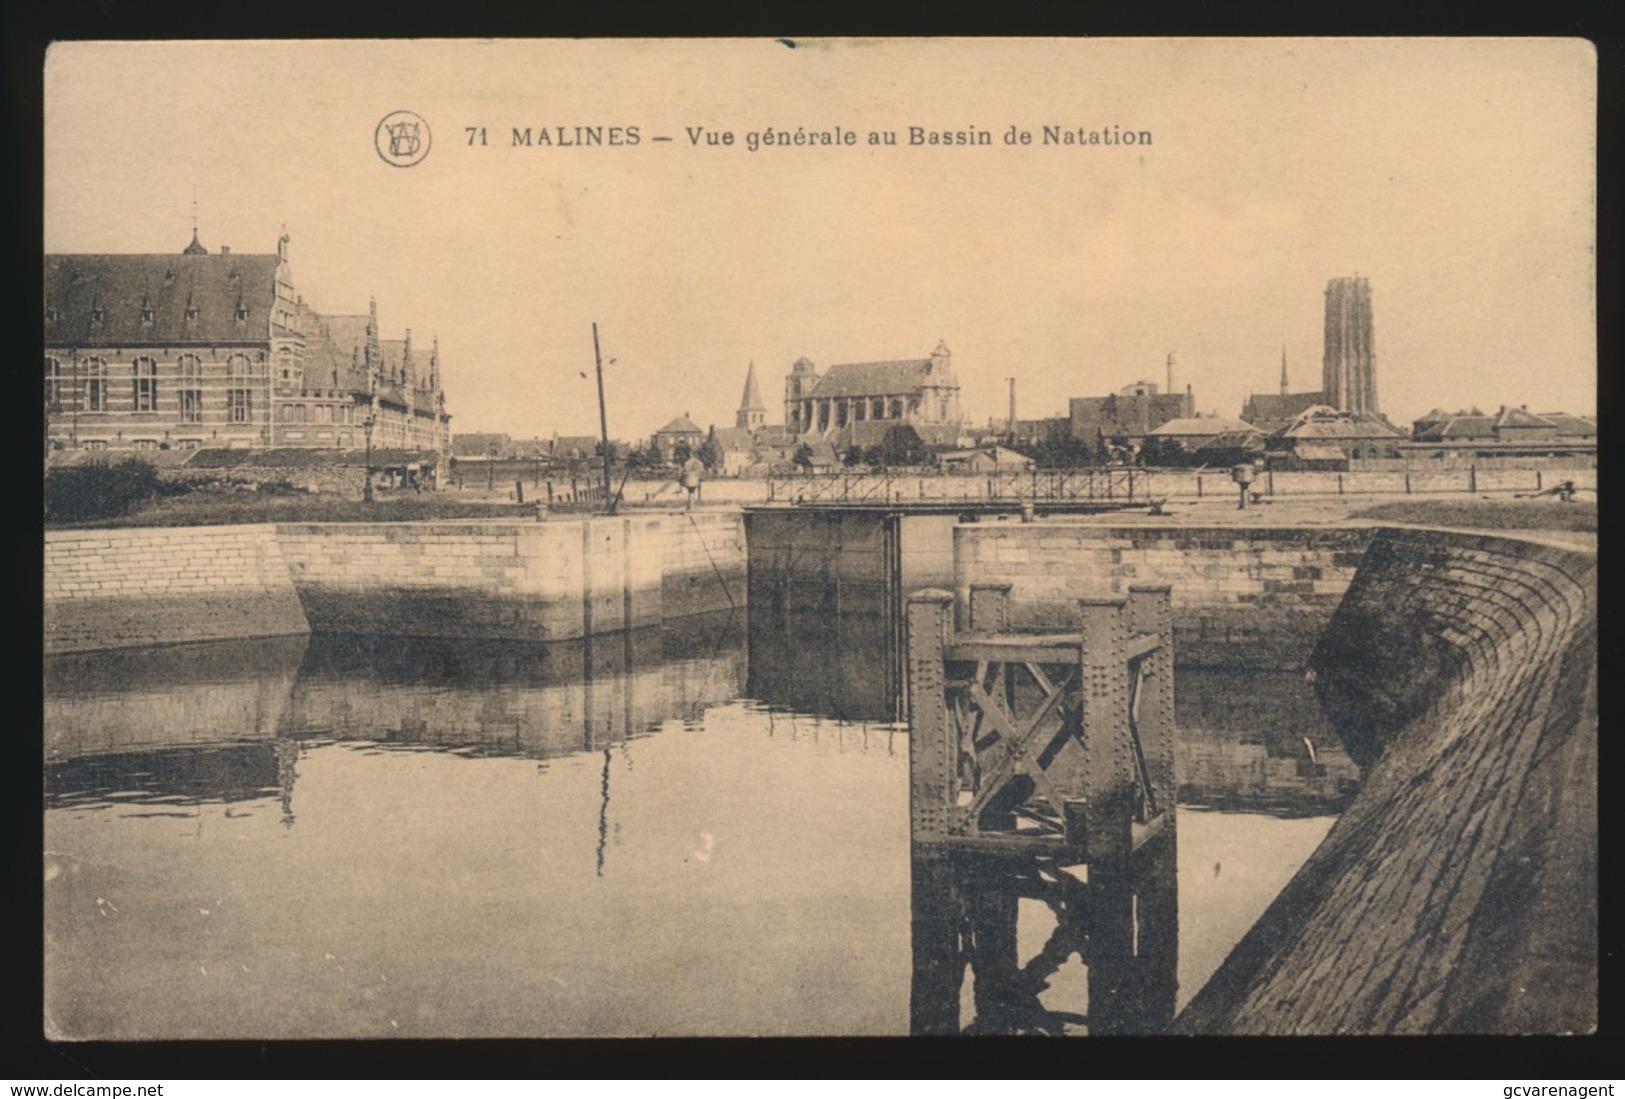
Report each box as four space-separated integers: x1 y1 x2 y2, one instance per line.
764 467 1149 506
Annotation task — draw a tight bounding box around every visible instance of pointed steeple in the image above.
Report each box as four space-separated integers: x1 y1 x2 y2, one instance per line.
737 361 767 430
1280 345 1290 396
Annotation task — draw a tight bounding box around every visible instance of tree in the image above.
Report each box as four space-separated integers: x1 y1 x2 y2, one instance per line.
793 442 815 470
877 424 927 468
842 445 866 468
672 440 693 465
697 430 723 472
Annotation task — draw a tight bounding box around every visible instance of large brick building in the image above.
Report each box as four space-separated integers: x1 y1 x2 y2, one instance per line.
44 231 450 457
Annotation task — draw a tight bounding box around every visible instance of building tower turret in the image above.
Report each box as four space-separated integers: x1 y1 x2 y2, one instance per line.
1323 276 1378 415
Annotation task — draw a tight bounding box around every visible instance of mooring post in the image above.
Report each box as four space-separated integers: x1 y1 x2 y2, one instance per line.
967 582 1012 633
907 590 957 844
1076 597 1133 867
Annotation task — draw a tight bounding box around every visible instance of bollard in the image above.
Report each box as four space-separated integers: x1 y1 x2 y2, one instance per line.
1405 472 1412 495
1020 500 1035 523
515 480 524 505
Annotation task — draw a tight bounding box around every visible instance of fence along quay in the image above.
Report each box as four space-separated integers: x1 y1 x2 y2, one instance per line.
905 581 1178 1035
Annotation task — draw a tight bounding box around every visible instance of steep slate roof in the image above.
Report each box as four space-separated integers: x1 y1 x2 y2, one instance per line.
711 426 755 451
293 305 371 391
655 415 703 436
550 435 601 458
1193 430 1266 454
451 432 511 457
1276 408 1402 439
45 252 281 345
810 359 941 398
1494 406 1558 430
1412 411 1494 440
1540 413 1597 437
1241 391 1327 423
1149 416 1258 437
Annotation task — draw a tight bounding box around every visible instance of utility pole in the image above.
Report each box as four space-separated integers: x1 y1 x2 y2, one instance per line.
592 322 616 515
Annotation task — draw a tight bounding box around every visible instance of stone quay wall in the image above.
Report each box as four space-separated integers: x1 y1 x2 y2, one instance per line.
952 523 1373 666
44 524 310 653
44 512 746 653
1175 528 1596 1035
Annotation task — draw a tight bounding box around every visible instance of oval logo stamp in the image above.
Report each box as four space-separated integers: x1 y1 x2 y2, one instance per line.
375 110 432 167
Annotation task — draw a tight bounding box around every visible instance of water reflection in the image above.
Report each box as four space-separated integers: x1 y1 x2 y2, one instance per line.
42 590 1348 1036
44 612 746 812
746 603 898 724
910 831 1179 1035
1176 668 1360 815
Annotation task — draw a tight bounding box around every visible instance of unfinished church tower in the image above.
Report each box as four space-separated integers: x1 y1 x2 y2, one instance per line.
1322 275 1378 415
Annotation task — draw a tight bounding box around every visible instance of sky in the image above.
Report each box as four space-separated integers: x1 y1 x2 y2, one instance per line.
44 38 1597 441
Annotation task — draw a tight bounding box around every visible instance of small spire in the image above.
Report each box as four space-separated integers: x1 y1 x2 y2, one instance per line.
1280 345 1290 396
182 188 207 254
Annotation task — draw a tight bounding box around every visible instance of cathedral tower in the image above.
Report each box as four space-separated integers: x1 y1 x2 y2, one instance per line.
1322 276 1378 415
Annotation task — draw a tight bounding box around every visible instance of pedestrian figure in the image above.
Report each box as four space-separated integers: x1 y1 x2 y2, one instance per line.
680 456 704 511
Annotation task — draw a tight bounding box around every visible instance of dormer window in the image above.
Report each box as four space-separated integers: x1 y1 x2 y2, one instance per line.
89 307 105 324
140 301 155 324
234 303 249 321
45 307 60 323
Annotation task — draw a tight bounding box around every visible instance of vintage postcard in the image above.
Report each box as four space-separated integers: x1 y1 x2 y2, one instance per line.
43 38 1596 1040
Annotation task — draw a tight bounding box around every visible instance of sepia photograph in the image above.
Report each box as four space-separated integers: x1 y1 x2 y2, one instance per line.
41 37 1596 1042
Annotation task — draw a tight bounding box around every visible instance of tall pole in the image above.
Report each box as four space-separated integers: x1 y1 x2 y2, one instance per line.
592 322 616 514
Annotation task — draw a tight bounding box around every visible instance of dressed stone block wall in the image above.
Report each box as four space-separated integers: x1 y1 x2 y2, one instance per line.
953 523 1372 666
44 524 310 653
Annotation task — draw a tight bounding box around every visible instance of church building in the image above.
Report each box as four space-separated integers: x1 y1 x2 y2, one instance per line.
783 340 962 438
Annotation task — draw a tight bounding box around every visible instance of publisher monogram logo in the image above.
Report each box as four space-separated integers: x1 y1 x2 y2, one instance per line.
375 110 432 167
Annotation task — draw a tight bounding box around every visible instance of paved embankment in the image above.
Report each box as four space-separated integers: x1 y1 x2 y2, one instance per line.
953 522 1372 666
44 513 745 653
1174 527 1596 1034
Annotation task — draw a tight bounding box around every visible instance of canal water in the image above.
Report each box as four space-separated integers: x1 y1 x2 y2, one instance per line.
44 609 1353 1038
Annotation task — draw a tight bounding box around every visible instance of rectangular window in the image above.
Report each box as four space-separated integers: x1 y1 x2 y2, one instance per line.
178 439 201 451
84 439 106 451
180 389 204 423
133 359 158 412
228 389 253 423
132 439 158 451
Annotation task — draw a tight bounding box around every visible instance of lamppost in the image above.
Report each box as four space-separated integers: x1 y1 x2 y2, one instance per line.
362 410 376 502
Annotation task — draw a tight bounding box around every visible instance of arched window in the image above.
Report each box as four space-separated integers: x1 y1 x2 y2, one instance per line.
226 354 254 423
84 358 109 412
1350 447 1363 460
178 355 204 422
132 357 158 411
